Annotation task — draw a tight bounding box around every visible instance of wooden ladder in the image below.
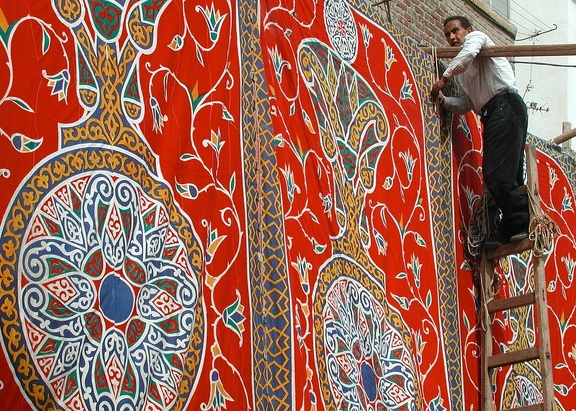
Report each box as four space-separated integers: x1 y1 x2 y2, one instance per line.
479 144 555 411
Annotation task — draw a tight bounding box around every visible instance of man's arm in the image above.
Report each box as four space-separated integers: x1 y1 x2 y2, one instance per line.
442 94 473 114
443 31 487 77
431 32 488 104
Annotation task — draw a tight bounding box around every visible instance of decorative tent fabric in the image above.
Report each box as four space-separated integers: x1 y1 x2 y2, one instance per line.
0 1 574 410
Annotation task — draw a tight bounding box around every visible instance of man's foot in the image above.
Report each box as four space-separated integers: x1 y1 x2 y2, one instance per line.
484 230 529 249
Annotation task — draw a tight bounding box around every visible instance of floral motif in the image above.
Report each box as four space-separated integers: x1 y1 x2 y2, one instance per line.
223 292 246 340
400 71 414 101
201 369 234 411
43 69 70 102
360 23 372 48
197 3 227 42
562 187 574 212
10 132 44 153
150 97 168 133
324 278 419 410
269 46 292 83
292 254 311 294
281 164 300 203
169 34 184 51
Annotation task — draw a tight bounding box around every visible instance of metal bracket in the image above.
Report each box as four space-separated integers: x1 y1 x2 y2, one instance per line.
371 0 392 23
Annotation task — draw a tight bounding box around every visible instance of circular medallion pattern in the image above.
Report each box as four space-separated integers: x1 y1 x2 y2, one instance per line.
0 149 204 410
324 0 358 62
323 276 418 410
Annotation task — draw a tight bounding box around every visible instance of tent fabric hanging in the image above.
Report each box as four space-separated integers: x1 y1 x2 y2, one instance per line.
0 1 575 410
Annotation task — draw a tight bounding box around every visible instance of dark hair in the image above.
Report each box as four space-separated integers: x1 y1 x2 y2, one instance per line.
443 16 472 29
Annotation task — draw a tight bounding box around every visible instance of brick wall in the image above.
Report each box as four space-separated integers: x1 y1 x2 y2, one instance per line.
380 0 515 48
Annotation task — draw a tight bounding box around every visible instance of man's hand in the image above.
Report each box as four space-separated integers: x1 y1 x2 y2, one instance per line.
431 76 448 97
437 90 445 106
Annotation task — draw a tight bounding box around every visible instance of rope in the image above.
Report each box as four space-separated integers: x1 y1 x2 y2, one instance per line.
467 190 500 258
430 46 444 111
529 214 558 257
526 187 559 256
431 46 439 79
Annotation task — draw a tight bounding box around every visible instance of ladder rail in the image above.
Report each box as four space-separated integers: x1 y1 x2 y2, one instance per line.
479 254 495 409
526 144 555 411
533 254 555 410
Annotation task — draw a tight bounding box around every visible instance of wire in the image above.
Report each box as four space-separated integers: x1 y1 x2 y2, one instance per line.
511 0 555 31
516 24 557 42
513 60 576 69
510 0 555 33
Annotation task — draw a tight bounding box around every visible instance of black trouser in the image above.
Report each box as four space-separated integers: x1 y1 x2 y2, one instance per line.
480 91 529 240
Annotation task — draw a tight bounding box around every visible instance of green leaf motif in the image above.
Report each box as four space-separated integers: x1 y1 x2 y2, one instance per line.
414 232 426 247
463 311 470 330
392 293 409 310
196 43 204 66
229 172 236 194
222 106 234 121
180 153 198 161
312 238 327 254
7 96 34 112
42 26 50 54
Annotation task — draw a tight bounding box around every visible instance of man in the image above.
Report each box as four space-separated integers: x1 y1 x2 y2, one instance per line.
431 16 529 245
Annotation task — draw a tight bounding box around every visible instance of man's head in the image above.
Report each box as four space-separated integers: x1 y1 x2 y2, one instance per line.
443 16 473 47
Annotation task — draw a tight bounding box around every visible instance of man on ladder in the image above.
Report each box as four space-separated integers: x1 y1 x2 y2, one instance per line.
430 16 558 410
430 15 530 248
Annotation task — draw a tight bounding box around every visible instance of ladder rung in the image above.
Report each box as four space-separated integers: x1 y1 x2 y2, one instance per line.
487 346 540 368
501 404 544 411
486 238 533 259
487 292 536 314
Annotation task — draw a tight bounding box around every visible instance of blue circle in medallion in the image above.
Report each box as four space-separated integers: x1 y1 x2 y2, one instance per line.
361 362 377 401
100 274 134 323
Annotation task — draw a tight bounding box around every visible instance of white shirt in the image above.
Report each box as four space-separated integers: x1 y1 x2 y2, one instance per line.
442 31 517 115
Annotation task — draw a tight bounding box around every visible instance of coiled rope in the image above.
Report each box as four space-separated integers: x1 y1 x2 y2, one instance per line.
527 187 560 257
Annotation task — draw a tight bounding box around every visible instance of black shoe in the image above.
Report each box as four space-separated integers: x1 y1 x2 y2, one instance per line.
509 231 529 243
484 239 504 249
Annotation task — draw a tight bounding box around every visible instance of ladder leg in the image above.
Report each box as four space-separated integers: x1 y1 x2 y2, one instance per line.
533 256 555 410
527 143 555 410
480 252 495 411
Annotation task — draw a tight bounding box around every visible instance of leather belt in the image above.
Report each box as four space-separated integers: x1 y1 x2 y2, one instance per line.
481 89 515 117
